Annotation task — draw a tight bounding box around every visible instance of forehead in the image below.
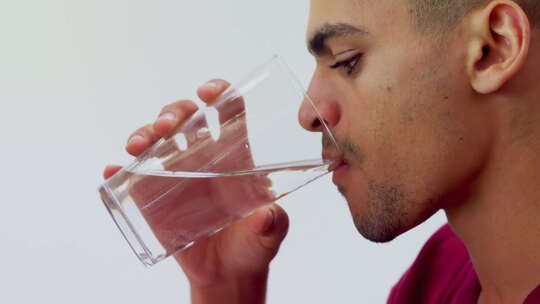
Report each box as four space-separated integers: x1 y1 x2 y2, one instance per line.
307 0 410 38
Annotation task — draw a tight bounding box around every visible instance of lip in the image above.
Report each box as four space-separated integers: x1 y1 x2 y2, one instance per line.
327 160 343 172
322 149 349 184
331 161 349 185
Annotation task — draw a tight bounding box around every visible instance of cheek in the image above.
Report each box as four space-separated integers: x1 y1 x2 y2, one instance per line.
339 54 426 157
337 42 488 205
343 85 465 208
381 102 489 209
342 79 410 173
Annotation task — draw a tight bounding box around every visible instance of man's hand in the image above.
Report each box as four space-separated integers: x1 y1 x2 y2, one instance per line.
103 79 289 304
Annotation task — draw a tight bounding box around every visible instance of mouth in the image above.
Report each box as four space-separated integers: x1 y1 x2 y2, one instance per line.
331 160 349 185
323 150 345 170
323 152 350 185
327 159 347 172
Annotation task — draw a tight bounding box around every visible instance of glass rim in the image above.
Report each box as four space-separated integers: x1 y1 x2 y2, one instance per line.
221 54 340 152
271 55 339 151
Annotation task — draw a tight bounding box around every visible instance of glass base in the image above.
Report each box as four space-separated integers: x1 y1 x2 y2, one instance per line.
99 184 165 267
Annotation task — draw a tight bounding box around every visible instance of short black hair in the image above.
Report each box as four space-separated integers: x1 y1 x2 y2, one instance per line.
409 0 540 34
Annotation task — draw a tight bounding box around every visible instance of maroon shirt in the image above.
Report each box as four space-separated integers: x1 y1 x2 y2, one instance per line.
388 224 540 304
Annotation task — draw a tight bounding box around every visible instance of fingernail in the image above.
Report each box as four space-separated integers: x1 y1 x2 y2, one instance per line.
261 208 275 234
201 81 220 90
128 134 144 144
158 112 176 122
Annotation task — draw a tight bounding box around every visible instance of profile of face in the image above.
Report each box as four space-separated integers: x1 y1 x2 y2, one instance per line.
298 0 527 242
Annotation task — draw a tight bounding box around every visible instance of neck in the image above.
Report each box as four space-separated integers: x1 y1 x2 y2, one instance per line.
445 114 540 303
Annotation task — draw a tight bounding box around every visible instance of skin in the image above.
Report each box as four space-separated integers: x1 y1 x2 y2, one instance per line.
104 0 540 303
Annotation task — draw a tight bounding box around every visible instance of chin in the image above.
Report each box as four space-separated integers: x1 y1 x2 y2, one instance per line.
341 177 432 243
348 196 410 243
354 218 404 243
351 198 440 244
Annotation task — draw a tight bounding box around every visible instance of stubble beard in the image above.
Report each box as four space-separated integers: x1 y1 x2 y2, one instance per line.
334 137 409 243
347 180 409 243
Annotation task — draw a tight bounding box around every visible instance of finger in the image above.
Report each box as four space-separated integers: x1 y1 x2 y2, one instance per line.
199 79 245 127
250 204 289 252
126 124 160 156
197 79 231 105
198 79 246 144
103 165 123 179
153 100 199 137
215 94 246 126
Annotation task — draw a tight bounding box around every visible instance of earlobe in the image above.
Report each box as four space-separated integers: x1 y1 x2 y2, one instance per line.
467 1 530 94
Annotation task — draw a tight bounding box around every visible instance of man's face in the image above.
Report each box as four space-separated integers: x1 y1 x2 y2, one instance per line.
303 0 492 242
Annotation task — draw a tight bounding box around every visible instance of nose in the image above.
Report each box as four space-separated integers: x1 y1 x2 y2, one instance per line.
298 74 341 132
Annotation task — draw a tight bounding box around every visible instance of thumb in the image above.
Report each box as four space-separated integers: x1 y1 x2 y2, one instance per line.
249 204 289 255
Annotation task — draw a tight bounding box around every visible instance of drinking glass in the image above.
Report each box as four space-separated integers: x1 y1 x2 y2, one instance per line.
99 55 339 267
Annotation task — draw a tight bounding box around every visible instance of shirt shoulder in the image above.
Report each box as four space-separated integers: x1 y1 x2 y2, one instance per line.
387 224 477 304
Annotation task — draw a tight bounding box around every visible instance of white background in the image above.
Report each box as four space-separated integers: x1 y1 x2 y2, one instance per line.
0 1 445 303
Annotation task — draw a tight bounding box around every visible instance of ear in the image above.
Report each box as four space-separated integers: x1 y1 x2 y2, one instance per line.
466 1 531 94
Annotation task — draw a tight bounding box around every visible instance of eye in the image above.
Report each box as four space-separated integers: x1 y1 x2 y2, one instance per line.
330 54 362 76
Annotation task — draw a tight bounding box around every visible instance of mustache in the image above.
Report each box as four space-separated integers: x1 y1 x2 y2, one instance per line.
322 134 362 161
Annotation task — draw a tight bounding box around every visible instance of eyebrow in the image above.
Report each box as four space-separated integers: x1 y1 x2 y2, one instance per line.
308 23 369 56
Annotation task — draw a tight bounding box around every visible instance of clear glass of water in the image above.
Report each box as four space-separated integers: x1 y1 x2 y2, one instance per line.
98 55 339 267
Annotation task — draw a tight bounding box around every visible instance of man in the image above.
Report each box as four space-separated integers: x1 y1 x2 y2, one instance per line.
104 0 540 303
